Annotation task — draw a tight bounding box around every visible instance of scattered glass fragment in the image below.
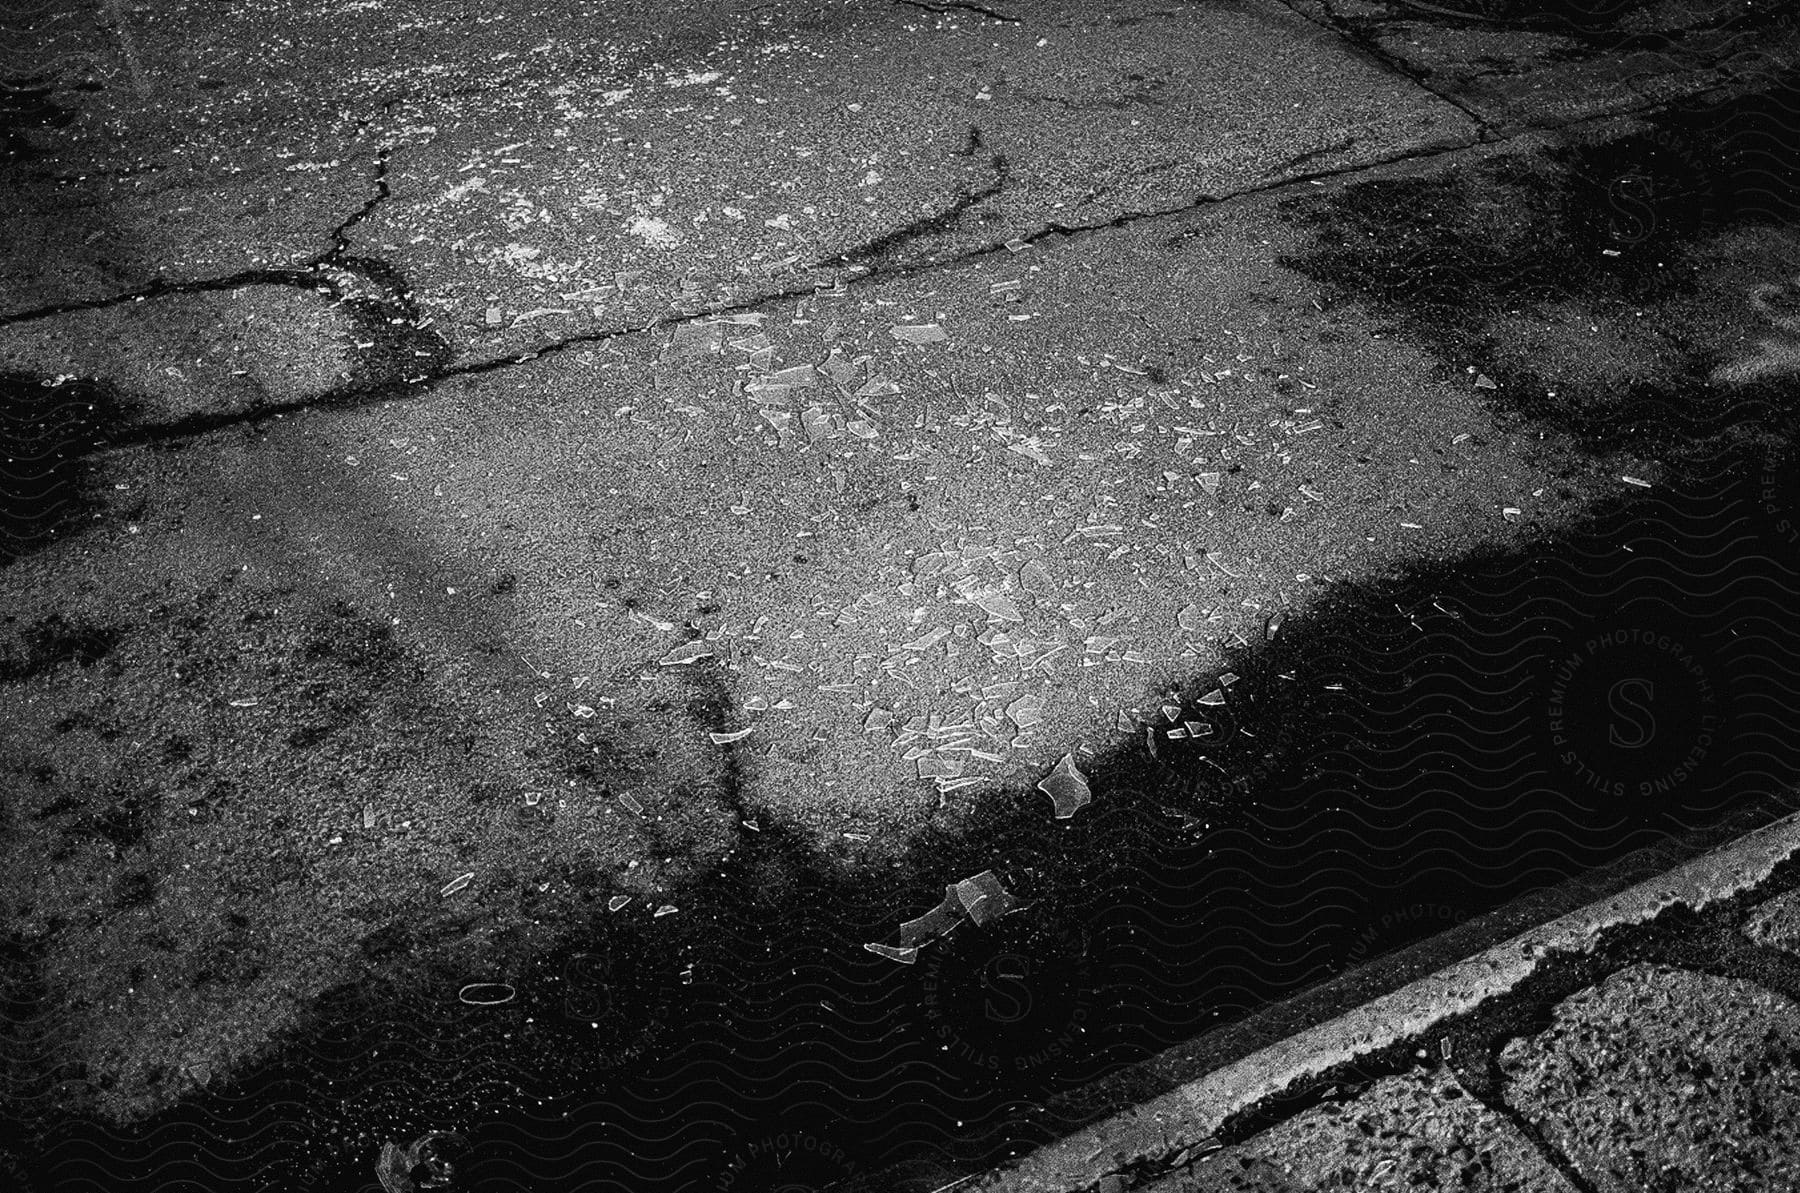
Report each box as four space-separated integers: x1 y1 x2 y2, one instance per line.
1198 472 1222 495
891 322 949 343
972 590 1024 622
1265 611 1284 640
865 942 920 964
900 886 965 946
618 793 645 814
660 641 714 666
1020 560 1054 596
458 982 516 1006
901 626 951 651
1199 689 1226 706
710 727 755 744
1621 475 1651 488
362 802 376 829
954 870 1016 926
440 872 475 898
1006 693 1044 728
765 364 819 387
608 895 632 911
1038 753 1092 819
917 756 963 780
523 791 542 807
654 904 678 917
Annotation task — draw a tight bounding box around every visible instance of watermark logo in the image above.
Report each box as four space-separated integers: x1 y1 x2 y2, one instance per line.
1544 625 1720 800
717 1130 857 1193
1341 902 1468 971
560 950 614 1024
919 912 1099 1077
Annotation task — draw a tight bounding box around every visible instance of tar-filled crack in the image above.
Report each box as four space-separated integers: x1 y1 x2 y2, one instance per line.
894 0 1022 23
815 151 1011 269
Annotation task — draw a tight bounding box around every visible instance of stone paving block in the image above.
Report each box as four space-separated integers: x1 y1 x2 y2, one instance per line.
1145 1068 1576 1192
1500 963 1800 1193
1743 888 1800 955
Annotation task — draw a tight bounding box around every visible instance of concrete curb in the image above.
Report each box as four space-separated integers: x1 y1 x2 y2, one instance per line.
969 810 1800 1193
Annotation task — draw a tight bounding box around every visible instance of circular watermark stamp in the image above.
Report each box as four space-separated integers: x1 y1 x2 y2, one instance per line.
717 1129 857 1193
919 911 1099 1078
1758 423 1800 550
1543 624 1721 801
1562 124 1720 277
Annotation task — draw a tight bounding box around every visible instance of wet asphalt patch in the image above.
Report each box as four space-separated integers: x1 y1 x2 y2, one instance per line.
11 445 1800 1193
1278 73 1800 459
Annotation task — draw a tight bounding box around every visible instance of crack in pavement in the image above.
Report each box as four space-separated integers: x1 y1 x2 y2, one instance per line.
0 146 396 327
813 149 1011 269
1282 0 1496 140
893 0 1022 23
5 77 1773 457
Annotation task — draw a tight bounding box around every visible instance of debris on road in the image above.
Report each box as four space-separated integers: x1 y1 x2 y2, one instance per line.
659 641 714 666
891 322 949 344
899 885 965 947
954 870 1017 926
1038 752 1092 819
440 872 475 898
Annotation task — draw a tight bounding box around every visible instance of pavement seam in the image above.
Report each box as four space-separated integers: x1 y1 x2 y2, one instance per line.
1276 0 1495 141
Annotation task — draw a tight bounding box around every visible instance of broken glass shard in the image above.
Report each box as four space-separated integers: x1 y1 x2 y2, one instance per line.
972 590 1024 623
856 374 901 399
666 320 726 360
891 322 949 344
660 641 714 666
914 551 958 577
900 885 964 946
765 364 819 387
900 626 951 651
710 727 754 744
1037 753 1092 819
1006 693 1044 728
1020 560 1054 597
865 942 920 964
954 870 1016 926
